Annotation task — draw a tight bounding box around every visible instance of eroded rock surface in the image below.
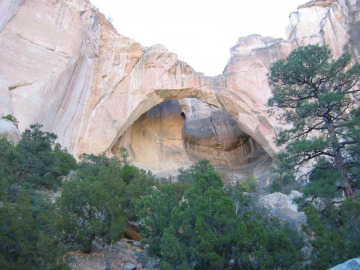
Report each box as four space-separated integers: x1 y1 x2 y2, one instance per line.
258 191 306 228
329 257 360 270
0 119 21 145
0 0 359 181
112 99 190 177
287 0 360 58
113 98 272 183
0 0 277 161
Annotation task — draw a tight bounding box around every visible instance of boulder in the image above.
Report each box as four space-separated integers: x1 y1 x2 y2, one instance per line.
124 222 141 241
258 191 306 228
329 257 360 270
0 119 21 145
124 262 137 270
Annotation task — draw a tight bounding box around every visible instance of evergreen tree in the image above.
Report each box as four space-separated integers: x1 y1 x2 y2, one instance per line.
0 189 68 269
58 154 126 253
124 166 158 221
16 124 76 190
136 184 179 256
0 129 74 269
268 45 360 199
268 45 360 268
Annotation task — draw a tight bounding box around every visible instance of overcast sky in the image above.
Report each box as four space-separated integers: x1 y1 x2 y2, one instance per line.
90 0 306 76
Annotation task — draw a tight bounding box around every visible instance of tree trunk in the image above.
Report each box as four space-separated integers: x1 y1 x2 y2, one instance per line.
85 233 95 253
325 120 355 198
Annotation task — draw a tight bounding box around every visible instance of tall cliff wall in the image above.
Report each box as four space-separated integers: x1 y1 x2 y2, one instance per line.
0 0 359 181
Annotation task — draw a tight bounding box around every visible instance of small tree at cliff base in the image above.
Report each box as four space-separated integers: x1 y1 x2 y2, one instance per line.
16 123 76 190
58 154 127 253
268 45 360 201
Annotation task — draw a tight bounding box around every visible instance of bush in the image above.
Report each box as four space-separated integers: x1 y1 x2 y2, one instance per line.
58 154 127 253
16 124 76 190
1 114 18 124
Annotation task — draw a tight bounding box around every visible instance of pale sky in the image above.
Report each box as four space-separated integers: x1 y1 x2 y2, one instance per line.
90 0 306 76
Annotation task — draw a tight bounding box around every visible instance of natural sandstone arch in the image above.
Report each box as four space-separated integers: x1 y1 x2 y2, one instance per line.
78 86 277 158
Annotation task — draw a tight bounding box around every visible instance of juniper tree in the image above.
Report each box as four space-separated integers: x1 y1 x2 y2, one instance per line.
58 154 127 253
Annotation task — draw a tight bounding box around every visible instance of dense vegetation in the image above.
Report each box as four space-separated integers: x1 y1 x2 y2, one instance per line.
268 45 360 269
0 124 75 269
137 160 303 269
58 152 157 253
1 45 359 269
0 124 305 269
0 124 157 268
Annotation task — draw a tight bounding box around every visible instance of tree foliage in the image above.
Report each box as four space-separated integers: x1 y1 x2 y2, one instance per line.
16 124 76 190
0 124 157 263
302 201 360 269
137 184 179 256
59 154 126 253
0 123 311 268
0 128 72 269
0 189 68 269
58 152 158 253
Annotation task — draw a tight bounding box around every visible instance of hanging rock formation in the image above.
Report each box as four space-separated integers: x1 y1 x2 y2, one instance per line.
0 0 359 180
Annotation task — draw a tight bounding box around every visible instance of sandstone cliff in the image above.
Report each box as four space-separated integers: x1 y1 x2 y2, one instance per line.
0 0 359 182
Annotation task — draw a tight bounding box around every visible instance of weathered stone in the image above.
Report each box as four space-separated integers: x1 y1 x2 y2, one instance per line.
287 0 360 58
223 34 294 108
124 222 141 241
0 0 278 162
66 239 143 270
258 191 306 228
181 98 272 182
0 0 25 32
329 257 360 270
124 262 137 270
132 241 141 247
0 119 21 145
113 98 272 183
0 79 12 116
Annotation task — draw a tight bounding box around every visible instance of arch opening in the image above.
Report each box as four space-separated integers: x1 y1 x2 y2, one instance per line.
110 98 272 184
80 86 276 160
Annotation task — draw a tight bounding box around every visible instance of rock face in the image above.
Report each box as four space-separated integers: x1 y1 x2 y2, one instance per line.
223 35 294 109
182 98 271 182
223 0 360 111
329 257 360 270
112 99 190 177
287 0 360 58
113 98 272 183
0 119 21 145
0 0 359 180
67 240 144 270
258 191 307 228
0 0 276 158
